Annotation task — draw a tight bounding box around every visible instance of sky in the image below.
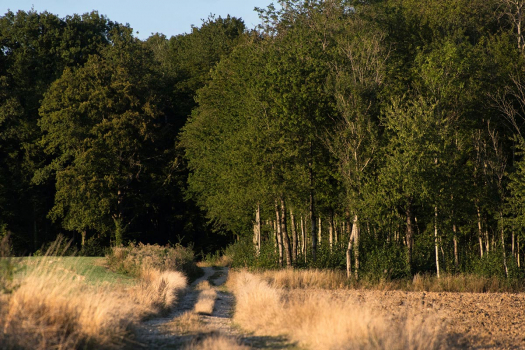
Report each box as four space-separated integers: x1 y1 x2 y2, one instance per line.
0 0 276 40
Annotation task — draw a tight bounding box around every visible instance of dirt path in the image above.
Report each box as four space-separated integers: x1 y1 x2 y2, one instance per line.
133 267 293 349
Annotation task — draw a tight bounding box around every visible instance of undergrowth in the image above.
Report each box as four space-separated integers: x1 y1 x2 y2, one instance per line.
106 242 200 279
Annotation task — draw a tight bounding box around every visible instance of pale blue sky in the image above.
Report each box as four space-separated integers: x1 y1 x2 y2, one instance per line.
0 0 275 40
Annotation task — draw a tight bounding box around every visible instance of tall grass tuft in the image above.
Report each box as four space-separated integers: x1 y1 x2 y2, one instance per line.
0 239 188 349
194 280 217 315
230 270 444 350
185 334 250 350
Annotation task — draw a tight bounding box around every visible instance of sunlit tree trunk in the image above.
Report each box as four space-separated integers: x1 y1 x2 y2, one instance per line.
301 216 306 260
501 212 509 278
329 211 334 251
477 206 484 258
518 236 521 267
434 206 440 279
290 208 298 263
272 220 278 253
281 199 292 268
275 202 283 267
406 201 414 275
453 224 459 271
346 215 359 279
318 216 322 247
253 204 261 256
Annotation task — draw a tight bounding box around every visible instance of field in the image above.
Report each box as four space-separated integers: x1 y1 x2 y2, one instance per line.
2 247 525 349
228 270 525 350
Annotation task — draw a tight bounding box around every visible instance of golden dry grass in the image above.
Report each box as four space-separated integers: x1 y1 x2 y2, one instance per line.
163 311 203 334
184 334 250 350
0 257 187 349
194 280 217 315
197 255 233 268
261 269 348 289
132 267 187 315
230 270 444 350
258 268 519 293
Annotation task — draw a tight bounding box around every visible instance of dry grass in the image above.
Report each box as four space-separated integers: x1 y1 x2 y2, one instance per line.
194 280 217 315
258 268 520 293
261 269 348 289
0 256 187 349
132 267 187 316
410 273 516 293
198 255 233 268
163 311 203 334
184 334 250 350
230 270 445 350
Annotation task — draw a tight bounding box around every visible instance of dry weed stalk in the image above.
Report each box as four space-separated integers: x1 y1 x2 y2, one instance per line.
230 270 444 350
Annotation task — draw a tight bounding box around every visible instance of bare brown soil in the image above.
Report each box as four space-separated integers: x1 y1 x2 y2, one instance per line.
285 289 525 349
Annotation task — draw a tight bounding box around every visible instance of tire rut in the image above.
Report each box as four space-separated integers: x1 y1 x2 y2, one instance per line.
133 267 293 349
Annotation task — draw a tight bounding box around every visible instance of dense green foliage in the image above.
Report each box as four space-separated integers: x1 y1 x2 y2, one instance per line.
0 9 242 255
182 0 525 281
4 1 525 281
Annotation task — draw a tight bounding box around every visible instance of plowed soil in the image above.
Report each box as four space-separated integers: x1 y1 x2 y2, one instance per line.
286 289 525 349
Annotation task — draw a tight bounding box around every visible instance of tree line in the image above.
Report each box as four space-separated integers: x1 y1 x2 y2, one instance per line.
183 0 525 279
3 0 525 280
0 9 244 254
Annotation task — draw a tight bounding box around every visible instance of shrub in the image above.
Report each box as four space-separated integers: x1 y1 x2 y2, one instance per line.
360 243 409 282
224 238 279 269
106 242 199 279
0 235 19 293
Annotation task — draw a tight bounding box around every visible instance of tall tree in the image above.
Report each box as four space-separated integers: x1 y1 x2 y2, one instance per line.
35 28 162 246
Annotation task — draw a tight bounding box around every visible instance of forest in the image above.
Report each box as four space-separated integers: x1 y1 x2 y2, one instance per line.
3 0 525 282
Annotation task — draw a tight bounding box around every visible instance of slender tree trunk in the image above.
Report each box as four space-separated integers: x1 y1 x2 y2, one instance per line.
253 204 261 256
501 212 509 278
518 236 521 268
81 231 86 248
485 221 490 253
334 219 339 244
275 202 283 267
477 206 484 258
453 224 459 271
272 220 278 253
301 216 306 259
309 141 316 261
406 202 414 275
317 216 322 248
329 211 334 251
346 215 359 279
281 199 293 268
354 217 360 279
310 191 317 262
346 230 354 279
290 208 297 263
434 206 440 279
